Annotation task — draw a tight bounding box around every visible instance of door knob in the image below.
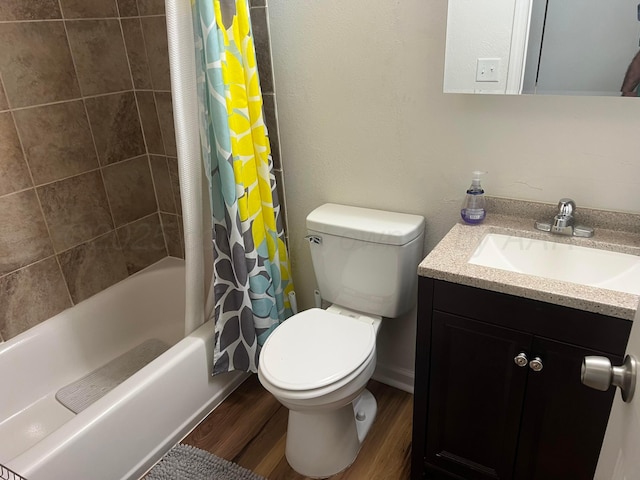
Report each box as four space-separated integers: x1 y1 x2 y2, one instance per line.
514 352 528 367
529 357 543 372
581 355 638 403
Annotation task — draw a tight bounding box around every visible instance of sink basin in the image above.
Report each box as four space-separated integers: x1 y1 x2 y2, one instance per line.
469 233 640 295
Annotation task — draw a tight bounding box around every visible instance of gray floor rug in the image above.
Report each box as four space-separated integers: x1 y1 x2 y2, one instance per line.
145 444 265 480
56 339 169 414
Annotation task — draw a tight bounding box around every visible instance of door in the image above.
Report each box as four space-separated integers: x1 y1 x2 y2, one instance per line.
595 307 640 479
425 312 531 480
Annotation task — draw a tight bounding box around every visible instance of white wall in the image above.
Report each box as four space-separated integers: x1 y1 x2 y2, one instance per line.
267 0 640 389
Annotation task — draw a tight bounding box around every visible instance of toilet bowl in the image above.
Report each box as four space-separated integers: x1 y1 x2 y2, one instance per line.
257 203 425 478
258 306 381 478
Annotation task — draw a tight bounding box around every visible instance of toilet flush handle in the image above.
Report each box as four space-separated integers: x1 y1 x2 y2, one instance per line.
305 235 322 245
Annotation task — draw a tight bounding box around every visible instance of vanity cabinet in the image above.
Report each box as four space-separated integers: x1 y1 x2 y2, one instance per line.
412 277 632 480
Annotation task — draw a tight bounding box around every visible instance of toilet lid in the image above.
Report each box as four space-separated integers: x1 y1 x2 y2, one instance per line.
259 308 376 391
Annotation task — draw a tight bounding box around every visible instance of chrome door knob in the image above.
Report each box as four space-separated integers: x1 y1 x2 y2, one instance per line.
529 357 543 372
514 352 529 367
581 355 638 403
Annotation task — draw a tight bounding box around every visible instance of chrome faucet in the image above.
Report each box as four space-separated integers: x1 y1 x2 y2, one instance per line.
535 198 594 238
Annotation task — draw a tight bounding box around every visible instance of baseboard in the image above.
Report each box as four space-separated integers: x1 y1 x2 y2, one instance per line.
372 363 414 394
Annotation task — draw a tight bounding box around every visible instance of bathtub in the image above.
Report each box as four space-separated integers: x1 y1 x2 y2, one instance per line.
0 257 246 480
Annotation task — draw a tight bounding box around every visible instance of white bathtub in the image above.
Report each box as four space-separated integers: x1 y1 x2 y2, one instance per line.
0 257 246 480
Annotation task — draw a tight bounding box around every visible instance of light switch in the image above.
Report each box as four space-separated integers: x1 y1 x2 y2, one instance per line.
476 58 501 82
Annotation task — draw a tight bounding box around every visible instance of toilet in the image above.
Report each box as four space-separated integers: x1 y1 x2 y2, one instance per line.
257 203 425 478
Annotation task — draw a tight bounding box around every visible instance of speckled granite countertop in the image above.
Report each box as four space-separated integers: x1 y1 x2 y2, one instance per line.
418 197 640 320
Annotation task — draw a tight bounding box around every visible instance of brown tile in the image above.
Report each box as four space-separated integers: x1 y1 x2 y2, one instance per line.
137 0 165 16
136 92 164 154
0 189 54 275
0 0 61 21
150 155 175 213
58 232 128 303
117 213 166 274
37 171 114 252
155 92 176 156
122 19 153 90
0 22 80 108
141 16 171 90
273 169 287 234
14 101 98 186
160 213 183 258
117 0 139 17
177 216 184 258
251 7 273 93
60 0 118 18
85 92 146 165
0 257 72 340
262 93 281 169
102 155 158 226
66 19 132 96
166 156 181 214
0 112 32 197
0 77 9 111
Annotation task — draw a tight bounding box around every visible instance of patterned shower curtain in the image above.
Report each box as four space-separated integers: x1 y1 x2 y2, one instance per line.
191 0 294 374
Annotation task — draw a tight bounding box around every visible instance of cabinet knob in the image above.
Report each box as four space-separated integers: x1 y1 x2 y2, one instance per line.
514 352 528 367
529 357 543 372
581 355 637 403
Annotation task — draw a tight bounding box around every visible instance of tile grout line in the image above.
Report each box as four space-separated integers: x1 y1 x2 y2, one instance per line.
127 7 172 257
0 14 166 25
156 94 181 214
0 71 12 111
134 15 156 92
6 88 172 114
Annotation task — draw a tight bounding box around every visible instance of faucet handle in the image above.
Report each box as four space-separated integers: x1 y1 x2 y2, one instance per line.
557 198 576 217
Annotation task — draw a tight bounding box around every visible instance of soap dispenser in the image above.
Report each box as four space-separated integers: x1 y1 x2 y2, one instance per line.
460 171 486 224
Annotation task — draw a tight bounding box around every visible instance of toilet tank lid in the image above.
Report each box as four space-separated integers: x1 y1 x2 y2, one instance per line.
306 204 425 246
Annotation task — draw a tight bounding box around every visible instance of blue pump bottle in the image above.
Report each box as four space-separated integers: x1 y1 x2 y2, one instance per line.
460 171 486 224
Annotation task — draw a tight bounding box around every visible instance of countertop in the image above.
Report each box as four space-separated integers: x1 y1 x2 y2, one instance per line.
418 197 640 320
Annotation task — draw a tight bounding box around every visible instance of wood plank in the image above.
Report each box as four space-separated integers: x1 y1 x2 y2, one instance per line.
183 374 413 479
182 374 280 460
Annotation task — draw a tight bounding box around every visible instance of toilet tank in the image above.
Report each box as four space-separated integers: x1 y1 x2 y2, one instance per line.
306 204 425 318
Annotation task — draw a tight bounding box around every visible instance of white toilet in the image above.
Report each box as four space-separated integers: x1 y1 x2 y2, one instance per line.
257 203 425 478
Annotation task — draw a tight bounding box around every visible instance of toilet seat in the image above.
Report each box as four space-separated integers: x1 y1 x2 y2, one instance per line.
259 308 376 392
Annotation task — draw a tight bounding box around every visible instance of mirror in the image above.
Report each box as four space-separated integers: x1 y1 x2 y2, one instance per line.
444 0 640 96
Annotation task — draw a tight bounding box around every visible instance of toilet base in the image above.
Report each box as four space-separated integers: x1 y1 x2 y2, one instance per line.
285 389 378 478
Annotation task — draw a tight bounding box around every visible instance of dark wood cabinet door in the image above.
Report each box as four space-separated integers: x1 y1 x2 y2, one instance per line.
513 337 622 480
425 312 532 480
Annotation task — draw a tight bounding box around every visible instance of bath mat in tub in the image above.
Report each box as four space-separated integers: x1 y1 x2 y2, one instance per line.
145 444 265 480
56 339 169 414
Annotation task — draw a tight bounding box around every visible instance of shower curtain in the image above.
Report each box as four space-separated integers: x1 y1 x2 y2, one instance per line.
191 0 294 374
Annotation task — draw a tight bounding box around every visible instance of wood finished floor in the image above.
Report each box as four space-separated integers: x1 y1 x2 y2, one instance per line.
182 374 413 479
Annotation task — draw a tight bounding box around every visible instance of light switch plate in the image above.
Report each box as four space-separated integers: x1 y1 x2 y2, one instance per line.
476 58 501 82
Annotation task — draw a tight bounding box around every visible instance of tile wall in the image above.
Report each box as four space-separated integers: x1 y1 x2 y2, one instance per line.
0 0 286 342
250 0 289 239
0 0 181 341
